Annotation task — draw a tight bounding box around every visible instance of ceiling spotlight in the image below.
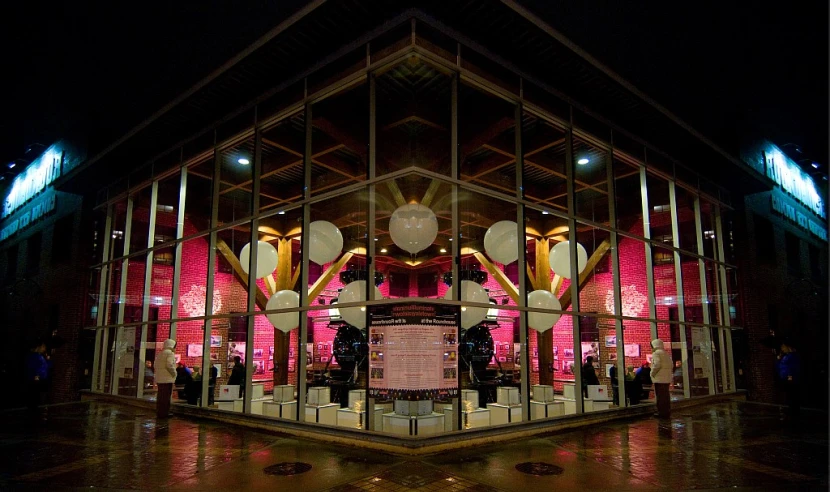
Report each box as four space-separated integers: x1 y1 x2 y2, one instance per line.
7 162 15 169
542 210 549 215
439 248 447 253
237 158 250 165
278 210 285 215
577 158 589 165
380 248 388 253
374 238 378 241
812 162 820 169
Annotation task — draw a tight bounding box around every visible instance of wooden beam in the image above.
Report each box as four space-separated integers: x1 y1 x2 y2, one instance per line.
558 239 611 310
420 179 442 208
275 238 293 291
290 261 301 290
461 116 514 158
308 252 354 303
386 180 407 207
264 275 277 296
214 239 268 310
473 252 518 304
526 263 538 291
552 274 564 296
535 238 551 291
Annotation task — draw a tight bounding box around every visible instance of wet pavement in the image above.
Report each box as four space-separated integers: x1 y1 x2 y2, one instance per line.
1 400 826 491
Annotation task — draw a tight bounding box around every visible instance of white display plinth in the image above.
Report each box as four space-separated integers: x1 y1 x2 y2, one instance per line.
217 399 243 412
487 403 522 425
250 398 268 415
530 400 565 419
587 385 608 401
531 384 555 402
496 387 520 405
273 385 295 403
394 399 433 416
556 397 593 414
563 383 576 399
382 412 445 436
218 385 240 401
262 401 297 420
307 387 331 405
336 406 384 430
591 400 612 411
348 390 366 410
305 403 339 425
251 383 265 400
461 389 479 407
462 408 491 429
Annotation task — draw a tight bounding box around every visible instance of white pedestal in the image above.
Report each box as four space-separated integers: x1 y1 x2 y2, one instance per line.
531 385 555 402
250 398 271 415
217 399 243 412
462 408 491 429
461 389 479 408
348 390 366 410
530 400 565 419
496 387 520 405
487 403 522 425
262 401 297 420
251 383 265 400
336 406 383 430
307 387 331 405
563 383 576 399
394 399 433 416
273 385 295 403
591 400 612 411
382 413 445 436
218 385 240 400
305 403 339 425
587 385 608 401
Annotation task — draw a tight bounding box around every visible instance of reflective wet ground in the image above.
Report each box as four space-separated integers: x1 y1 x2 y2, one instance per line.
1 400 826 490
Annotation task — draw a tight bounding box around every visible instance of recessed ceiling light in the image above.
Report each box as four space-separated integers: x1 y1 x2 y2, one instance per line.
577 158 589 165
374 238 378 241
278 210 285 215
238 158 250 165
380 248 388 253
812 162 820 169
440 248 447 253
542 211 549 215
7 162 15 169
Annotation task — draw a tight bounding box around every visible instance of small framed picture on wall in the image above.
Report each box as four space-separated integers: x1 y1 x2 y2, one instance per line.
186 344 203 358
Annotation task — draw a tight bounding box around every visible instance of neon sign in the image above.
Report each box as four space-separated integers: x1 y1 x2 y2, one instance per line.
762 146 825 219
2 145 63 219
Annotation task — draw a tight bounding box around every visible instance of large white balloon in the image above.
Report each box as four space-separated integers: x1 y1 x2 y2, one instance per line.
337 280 383 329
388 203 438 255
549 241 588 279
240 241 279 279
443 280 489 329
266 289 300 333
527 289 562 332
309 220 343 265
483 220 519 265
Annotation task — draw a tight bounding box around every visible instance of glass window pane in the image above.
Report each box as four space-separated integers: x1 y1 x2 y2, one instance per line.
460 83 516 195
217 136 254 225
522 114 568 213
613 157 644 234
646 173 672 244
674 186 698 254
184 155 215 235
311 83 367 195
260 113 306 213
376 59 452 177
573 137 610 224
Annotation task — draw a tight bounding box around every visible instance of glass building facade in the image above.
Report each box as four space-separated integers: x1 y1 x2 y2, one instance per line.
87 21 739 436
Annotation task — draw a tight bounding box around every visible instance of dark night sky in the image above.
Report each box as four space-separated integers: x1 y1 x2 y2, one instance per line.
1 1 827 179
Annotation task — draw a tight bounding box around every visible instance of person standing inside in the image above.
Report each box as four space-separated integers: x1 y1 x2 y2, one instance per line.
581 356 600 398
25 340 49 417
228 356 246 398
609 363 619 405
650 339 672 418
153 339 177 418
776 339 801 420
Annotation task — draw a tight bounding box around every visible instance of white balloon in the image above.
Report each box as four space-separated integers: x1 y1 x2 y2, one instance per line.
443 280 489 329
309 220 343 265
527 289 562 332
388 203 438 255
548 241 588 279
483 220 519 265
337 280 383 329
239 241 279 278
266 290 300 333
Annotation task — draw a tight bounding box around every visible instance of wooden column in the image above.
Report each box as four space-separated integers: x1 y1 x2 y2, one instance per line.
273 238 293 386
535 238 554 385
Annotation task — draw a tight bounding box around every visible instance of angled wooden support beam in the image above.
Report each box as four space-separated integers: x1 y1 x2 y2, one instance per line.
386 180 407 207
535 238 552 291
420 179 442 208
526 263 538 292
215 238 268 310
552 274 564 296
275 238 293 291
308 252 354 304
558 239 611 310
264 275 277 296
473 252 519 304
